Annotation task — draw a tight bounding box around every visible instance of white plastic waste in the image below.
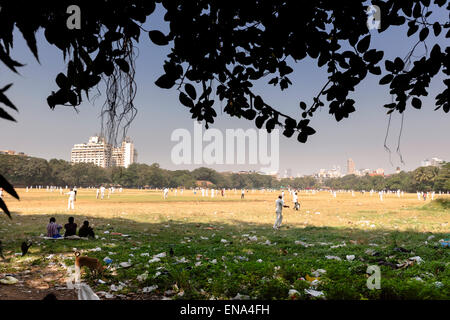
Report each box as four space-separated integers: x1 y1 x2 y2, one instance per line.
0 276 18 284
77 283 100 300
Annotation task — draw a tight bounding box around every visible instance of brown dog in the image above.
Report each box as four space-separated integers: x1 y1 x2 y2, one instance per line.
74 251 105 277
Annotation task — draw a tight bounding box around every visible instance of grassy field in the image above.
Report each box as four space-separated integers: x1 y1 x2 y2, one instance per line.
0 188 449 300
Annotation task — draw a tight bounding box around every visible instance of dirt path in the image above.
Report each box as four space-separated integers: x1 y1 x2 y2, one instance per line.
0 264 78 300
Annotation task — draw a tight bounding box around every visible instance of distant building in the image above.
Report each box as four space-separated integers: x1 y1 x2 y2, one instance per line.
421 158 443 167
347 158 355 175
369 168 385 177
315 165 342 178
421 157 443 167
70 136 137 168
284 168 292 179
0 150 27 156
111 138 137 168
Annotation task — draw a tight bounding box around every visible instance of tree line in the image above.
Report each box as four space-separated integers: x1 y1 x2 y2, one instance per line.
0 154 449 192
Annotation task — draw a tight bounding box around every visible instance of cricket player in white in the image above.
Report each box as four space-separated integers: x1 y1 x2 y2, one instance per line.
100 186 106 200
273 195 289 230
163 187 169 199
66 188 76 210
293 192 300 211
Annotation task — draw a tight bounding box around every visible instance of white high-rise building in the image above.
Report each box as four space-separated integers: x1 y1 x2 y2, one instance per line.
71 136 112 168
111 138 137 168
71 136 137 168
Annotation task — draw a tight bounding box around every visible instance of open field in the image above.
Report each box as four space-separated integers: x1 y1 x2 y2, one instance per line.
0 188 449 300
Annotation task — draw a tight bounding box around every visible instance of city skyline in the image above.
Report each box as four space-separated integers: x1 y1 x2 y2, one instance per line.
1 141 445 178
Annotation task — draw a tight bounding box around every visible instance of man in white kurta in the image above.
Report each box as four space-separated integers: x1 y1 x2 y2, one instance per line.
293 192 300 211
273 195 289 229
66 189 76 210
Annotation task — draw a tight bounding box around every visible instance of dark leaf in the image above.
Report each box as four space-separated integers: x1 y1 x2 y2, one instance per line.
185 83 196 100
155 74 175 89
433 22 441 36
0 107 16 122
179 92 194 108
149 30 169 46
116 59 130 73
0 198 11 219
379 74 394 85
411 97 422 109
357 35 371 53
419 27 429 41
0 175 19 200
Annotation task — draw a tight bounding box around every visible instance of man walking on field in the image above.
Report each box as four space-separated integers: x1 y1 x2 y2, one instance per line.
66 188 76 210
163 187 169 199
293 192 300 211
273 195 289 230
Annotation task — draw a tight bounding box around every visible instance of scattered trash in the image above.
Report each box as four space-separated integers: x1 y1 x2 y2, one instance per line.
153 252 166 259
305 275 320 283
304 289 324 298
148 257 160 263
90 247 102 252
103 257 113 264
231 293 250 300
311 269 326 277
195 262 202 267
434 281 444 288
395 260 415 269
0 276 18 284
330 242 346 249
325 255 341 261
288 289 300 299
221 239 228 243
103 231 110 234
175 257 189 263
427 235 435 241
346 255 355 261
409 256 424 264
248 236 258 241
137 272 149 282
97 279 106 284
412 277 424 282
257 259 263 263
211 259 217 264
119 262 132 268
143 285 158 293
140 253 149 257
295 240 314 247
78 283 100 300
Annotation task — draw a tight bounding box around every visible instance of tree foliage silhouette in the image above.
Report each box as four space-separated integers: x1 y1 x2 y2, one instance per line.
0 1 448 214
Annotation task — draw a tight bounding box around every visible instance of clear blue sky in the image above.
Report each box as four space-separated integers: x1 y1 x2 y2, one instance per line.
1 4 449 176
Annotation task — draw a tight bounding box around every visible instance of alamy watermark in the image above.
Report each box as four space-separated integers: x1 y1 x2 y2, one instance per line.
171 122 280 174
367 5 381 30
366 265 381 290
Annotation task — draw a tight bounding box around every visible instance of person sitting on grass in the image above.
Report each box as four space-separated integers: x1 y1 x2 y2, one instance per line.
78 220 95 238
47 217 62 238
64 217 77 237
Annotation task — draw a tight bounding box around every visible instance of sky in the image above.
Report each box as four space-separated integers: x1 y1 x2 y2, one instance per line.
0 4 449 176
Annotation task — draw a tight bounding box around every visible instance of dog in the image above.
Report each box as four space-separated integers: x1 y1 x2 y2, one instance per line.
74 251 105 277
